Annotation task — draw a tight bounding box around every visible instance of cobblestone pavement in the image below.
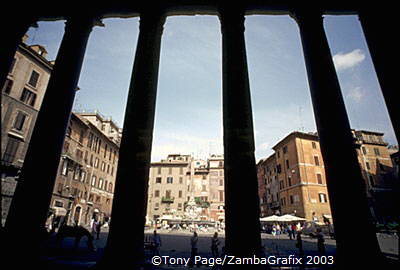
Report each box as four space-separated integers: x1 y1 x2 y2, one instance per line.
41 228 398 269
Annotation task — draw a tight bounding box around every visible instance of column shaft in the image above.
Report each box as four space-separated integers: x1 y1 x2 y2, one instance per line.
219 7 262 258
99 11 165 267
358 8 399 143
292 9 383 266
5 16 95 251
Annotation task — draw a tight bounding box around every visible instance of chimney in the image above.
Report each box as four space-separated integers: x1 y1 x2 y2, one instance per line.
22 34 29 44
29 45 48 58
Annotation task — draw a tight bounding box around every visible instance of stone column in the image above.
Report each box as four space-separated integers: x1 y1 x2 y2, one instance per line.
98 11 165 268
291 8 383 267
4 15 96 262
1 17 36 91
218 6 262 260
358 8 399 143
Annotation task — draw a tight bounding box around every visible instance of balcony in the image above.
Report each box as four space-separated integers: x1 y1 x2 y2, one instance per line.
161 196 174 204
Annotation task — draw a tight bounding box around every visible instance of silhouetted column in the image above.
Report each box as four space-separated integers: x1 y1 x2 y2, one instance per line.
358 8 399 144
98 11 165 268
5 16 96 261
218 6 262 260
291 8 383 267
1 17 36 90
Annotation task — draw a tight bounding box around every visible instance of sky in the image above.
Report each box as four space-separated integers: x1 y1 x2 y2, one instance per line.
25 14 397 162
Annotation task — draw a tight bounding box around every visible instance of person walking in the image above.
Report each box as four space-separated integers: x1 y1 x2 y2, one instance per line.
287 224 293 240
152 230 162 256
211 232 220 257
296 231 304 257
189 232 199 268
316 228 326 255
95 220 102 240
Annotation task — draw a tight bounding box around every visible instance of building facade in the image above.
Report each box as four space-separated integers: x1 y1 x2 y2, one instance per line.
49 112 120 227
146 154 225 224
257 130 396 223
1 36 53 224
353 130 396 222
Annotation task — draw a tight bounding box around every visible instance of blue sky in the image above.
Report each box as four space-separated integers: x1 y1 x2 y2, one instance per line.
25 14 397 162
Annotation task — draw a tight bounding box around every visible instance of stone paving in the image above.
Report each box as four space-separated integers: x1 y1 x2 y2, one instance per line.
41 227 398 269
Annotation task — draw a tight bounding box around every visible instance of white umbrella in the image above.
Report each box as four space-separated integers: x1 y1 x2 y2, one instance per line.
260 215 281 222
279 214 306 222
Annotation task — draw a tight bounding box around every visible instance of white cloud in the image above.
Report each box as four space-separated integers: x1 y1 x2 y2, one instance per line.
346 86 365 103
333 49 365 71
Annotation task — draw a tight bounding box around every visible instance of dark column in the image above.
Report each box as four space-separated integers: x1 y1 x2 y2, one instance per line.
1 17 36 90
98 11 165 268
218 6 262 260
358 8 399 143
291 8 383 267
4 15 96 261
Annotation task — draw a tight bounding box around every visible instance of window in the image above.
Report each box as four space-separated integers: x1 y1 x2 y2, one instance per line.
156 177 162 184
319 193 327 203
219 190 224 202
290 195 294 204
165 190 172 198
179 190 182 198
61 160 68 175
219 179 223 186
109 183 113 192
362 147 367 155
285 159 289 169
168 167 172 174
79 130 85 144
219 161 223 167
20 88 37 106
276 164 282 174
202 185 207 192
374 148 380 156
3 79 13 94
98 178 104 189
154 203 159 210
180 167 184 175
13 112 27 131
167 177 173 184
2 137 20 164
312 141 317 149
317 173 322 184
28 70 40 87
279 180 284 190
91 176 97 186
365 162 370 170
54 200 64 208
179 177 183 184
178 203 182 210
283 146 288 154
314 156 320 166
157 167 162 175
287 176 292 187
202 174 206 180
80 171 86 182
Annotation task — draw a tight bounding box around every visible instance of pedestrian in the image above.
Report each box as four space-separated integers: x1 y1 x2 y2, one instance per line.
189 232 199 268
272 224 276 236
96 220 102 240
287 224 293 240
91 217 98 239
316 228 326 255
276 224 281 235
211 232 220 257
152 230 162 256
296 231 304 257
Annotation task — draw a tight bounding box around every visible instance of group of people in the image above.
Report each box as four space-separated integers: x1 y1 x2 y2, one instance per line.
269 223 302 238
150 230 223 267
